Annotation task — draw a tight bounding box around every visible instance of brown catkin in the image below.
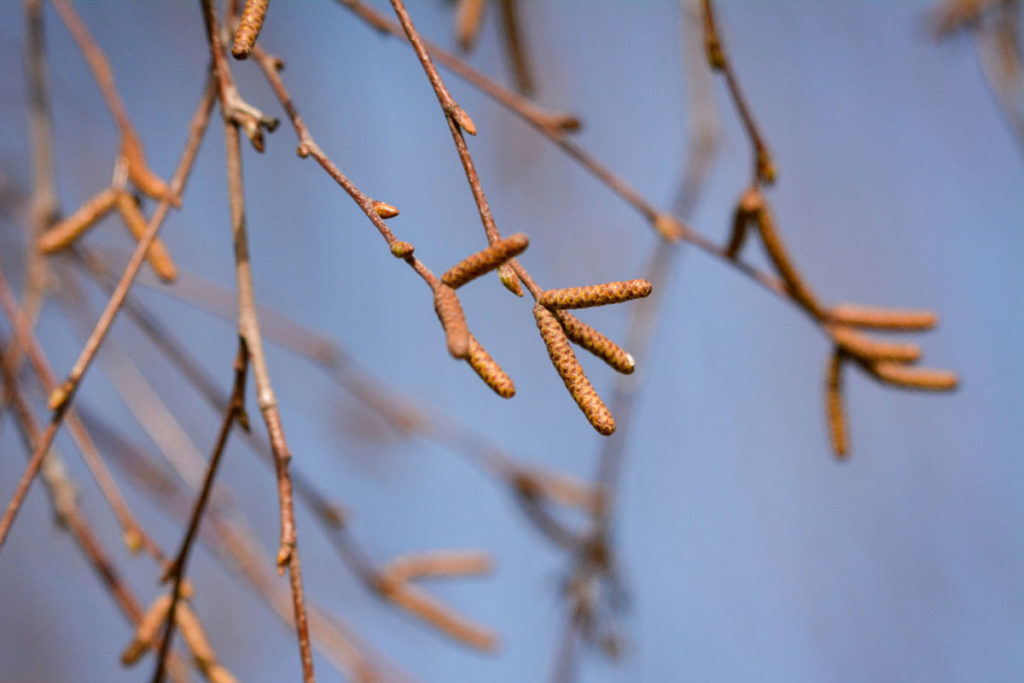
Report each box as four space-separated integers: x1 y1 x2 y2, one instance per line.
539 279 652 310
433 284 470 359
534 305 615 435
175 603 216 668
725 187 763 258
383 550 492 583
455 0 487 50
442 233 529 289
870 362 959 391
830 325 921 363
231 0 269 59
377 578 498 652
116 192 178 282
120 131 178 207
826 350 848 458
829 304 938 331
121 594 172 665
37 187 118 252
466 335 515 398
556 311 634 374
753 204 823 319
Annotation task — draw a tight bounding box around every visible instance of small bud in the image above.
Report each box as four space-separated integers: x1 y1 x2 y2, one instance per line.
374 201 400 219
653 213 685 242
390 241 415 259
498 264 523 296
450 105 477 136
48 381 73 411
123 527 143 554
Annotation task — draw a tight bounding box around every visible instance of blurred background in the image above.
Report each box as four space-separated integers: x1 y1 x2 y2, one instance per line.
0 0 1022 681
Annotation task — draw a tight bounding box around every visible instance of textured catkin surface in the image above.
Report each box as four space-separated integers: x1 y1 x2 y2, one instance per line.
441 233 529 289
433 285 470 358
539 279 651 310
466 335 515 398
533 304 615 435
556 311 634 374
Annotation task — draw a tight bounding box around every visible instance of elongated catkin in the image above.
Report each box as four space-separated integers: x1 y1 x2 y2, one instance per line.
556 311 634 374
442 233 529 289
753 204 823 318
539 279 651 310
825 350 848 458
120 131 178 207
433 284 470 359
870 361 958 391
830 325 921 363
455 0 487 50
466 335 515 398
232 0 269 59
534 304 615 435
116 192 178 282
829 304 937 331
37 187 118 252
121 594 172 665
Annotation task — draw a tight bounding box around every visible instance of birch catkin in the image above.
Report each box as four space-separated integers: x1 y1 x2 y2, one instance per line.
870 361 958 391
725 187 763 258
556 311 634 374
116 192 178 282
442 233 529 289
454 0 487 50
37 187 118 252
231 0 269 59
120 131 178 207
539 279 652 310
753 204 823 319
433 284 470 359
829 304 937 331
121 594 172 665
830 325 921 363
466 335 515 398
534 304 615 435
825 350 848 458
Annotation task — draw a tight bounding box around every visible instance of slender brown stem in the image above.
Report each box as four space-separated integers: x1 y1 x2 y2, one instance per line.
0 265 166 561
701 0 775 184
22 0 57 329
50 0 133 134
40 78 213 457
203 4 314 675
498 0 534 95
151 339 248 683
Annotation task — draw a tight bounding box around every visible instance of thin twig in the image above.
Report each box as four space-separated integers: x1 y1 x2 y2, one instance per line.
152 339 248 683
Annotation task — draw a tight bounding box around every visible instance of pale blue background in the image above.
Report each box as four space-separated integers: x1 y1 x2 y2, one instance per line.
0 1 1022 681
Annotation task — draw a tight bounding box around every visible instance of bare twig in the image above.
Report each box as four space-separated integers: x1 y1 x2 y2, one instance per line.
152 339 249 683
